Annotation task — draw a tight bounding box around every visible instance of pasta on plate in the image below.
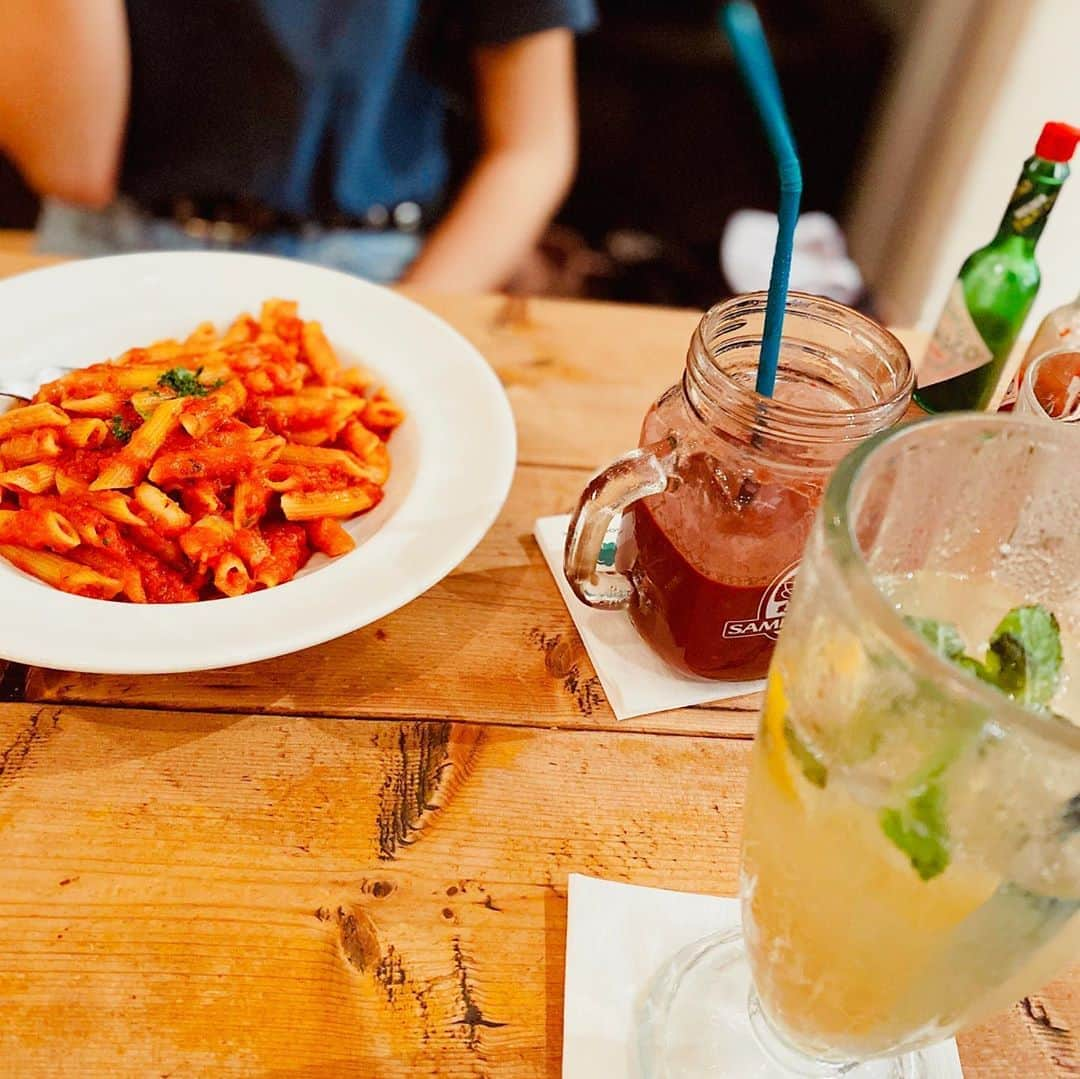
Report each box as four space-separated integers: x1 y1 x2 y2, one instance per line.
0 300 403 602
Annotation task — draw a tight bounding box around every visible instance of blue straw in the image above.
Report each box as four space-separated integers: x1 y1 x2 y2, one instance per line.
720 2 803 398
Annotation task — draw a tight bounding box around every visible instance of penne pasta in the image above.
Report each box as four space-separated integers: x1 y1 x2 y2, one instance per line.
0 508 80 552
222 314 260 346
60 506 120 550
0 300 400 601
179 479 223 518
276 444 370 479
180 378 248 439
60 392 124 416
124 523 190 576
0 462 57 494
62 418 109 450
281 485 381 521
332 365 374 394
250 435 287 461
149 445 259 487
305 517 356 557
0 428 63 466
112 363 178 391
362 395 406 434
254 522 309 587
134 483 192 536
232 474 272 530
185 321 217 348
55 467 90 497
342 439 389 486
0 402 70 439
213 553 252 597
298 385 351 399
234 526 272 573
261 463 302 493
91 396 186 490
260 298 298 328
0 543 122 600
68 546 147 603
179 514 235 566
130 389 170 419
342 419 381 460
87 491 148 528
301 320 339 384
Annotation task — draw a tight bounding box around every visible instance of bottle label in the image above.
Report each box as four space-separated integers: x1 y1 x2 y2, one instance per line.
920 280 993 388
1006 177 1060 237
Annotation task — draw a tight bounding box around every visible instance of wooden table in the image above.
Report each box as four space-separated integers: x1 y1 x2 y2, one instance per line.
0 252 1074 1076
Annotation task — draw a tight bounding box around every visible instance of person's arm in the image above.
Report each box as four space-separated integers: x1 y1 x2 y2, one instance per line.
401 28 579 292
0 0 129 207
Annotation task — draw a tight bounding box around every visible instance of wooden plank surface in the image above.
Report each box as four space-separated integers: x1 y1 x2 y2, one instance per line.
0 703 1074 1077
17 461 759 737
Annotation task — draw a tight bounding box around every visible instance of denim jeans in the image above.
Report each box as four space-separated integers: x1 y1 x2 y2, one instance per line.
35 198 423 284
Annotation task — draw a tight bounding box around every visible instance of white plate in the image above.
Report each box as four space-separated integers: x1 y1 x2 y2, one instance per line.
0 252 516 674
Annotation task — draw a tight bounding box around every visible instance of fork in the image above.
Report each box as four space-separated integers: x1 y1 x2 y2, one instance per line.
0 366 75 403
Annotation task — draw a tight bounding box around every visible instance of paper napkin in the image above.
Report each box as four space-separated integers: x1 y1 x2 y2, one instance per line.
562 874 965 1078
534 514 765 720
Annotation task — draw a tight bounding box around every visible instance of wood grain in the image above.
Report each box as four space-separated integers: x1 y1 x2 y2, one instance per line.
0 704 747 1076
0 703 1073 1077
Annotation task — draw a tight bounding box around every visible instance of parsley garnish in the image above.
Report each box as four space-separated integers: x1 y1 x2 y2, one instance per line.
884 606 1064 880
158 366 221 397
108 415 134 443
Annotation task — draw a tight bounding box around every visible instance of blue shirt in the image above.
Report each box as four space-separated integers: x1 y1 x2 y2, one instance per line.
120 0 597 218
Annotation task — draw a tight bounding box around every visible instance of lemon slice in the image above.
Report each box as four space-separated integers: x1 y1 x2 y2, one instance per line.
762 668 797 800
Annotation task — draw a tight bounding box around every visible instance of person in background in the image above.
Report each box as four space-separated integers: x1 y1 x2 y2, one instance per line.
0 1 595 290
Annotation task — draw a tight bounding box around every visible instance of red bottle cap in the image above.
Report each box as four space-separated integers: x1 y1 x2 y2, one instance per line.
1035 121 1080 162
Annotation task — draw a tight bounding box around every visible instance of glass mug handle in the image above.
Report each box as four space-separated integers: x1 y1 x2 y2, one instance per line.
564 437 676 609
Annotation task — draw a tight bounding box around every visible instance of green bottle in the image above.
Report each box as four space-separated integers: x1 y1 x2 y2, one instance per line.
915 121 1080 413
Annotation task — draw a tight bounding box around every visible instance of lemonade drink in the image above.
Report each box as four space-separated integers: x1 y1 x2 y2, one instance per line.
741 565 1080 1061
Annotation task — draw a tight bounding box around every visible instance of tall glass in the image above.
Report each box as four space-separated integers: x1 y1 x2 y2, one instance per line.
639 414 1080 1076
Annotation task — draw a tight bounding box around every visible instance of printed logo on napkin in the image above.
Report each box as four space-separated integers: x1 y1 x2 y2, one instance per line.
722 562 798 641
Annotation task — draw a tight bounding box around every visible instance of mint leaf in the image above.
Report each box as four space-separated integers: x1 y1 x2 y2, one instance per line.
905 616 966 660
884 604 1063 879
880 766 950 880
158 366 212 397
981 605 1062 707
955 654 992 680
783 718 827 788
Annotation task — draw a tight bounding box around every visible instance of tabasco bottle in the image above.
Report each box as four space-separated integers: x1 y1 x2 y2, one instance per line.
915 121 1080 413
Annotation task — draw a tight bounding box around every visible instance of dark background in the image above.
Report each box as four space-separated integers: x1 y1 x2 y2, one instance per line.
0 0 901 308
